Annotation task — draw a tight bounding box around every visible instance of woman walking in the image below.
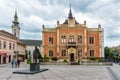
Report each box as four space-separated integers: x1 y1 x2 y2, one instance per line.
11 58 15 68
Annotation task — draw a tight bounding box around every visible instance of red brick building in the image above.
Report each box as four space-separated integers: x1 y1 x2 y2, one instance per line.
42 7 103 62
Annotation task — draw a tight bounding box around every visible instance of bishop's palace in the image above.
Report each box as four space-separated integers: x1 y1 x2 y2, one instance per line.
0 5 104 64
42 7 104 62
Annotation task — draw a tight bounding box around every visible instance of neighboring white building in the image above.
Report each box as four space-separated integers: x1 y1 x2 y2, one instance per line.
20 40 42 56
0 30 17 64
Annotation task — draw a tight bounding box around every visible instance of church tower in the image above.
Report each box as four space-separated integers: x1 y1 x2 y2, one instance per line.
11 10 20 38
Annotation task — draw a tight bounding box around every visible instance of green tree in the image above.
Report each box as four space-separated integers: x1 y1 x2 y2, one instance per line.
104 46 119 58
110 49 119 58
104 47 111 58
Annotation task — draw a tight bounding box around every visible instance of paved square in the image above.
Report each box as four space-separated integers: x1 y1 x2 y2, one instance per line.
0 63 114 80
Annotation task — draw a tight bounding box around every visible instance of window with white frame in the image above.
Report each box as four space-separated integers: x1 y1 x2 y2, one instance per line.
61 36 66 43
3 42 6 48
69 35 74 42
9 43 12 50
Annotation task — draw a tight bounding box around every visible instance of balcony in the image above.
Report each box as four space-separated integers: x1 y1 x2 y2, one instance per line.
66 42 78 48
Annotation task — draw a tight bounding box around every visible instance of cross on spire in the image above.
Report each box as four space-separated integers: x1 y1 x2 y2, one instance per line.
68 4 73 19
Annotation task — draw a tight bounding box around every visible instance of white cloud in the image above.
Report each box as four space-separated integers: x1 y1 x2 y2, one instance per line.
0 0 120 47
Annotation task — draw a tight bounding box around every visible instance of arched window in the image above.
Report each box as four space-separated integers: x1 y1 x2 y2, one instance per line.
61 36 66 43
69 35 74 42
78 35 82 43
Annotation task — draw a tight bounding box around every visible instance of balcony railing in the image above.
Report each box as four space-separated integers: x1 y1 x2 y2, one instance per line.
66 42 78 48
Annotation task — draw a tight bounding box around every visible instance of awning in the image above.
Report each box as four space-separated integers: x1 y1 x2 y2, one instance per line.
0 52 7 55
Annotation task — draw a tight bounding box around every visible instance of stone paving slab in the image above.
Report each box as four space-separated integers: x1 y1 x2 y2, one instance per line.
0 64 113 80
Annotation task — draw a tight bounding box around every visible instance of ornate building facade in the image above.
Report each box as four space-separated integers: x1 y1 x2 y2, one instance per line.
0 11 25 64
42 7 103 62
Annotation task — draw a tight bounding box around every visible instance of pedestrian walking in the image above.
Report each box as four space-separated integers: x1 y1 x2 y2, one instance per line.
17 58 21 67
15 58 17 68
11 58 15 68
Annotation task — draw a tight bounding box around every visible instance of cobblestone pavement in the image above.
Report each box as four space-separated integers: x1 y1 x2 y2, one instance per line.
0 63 119 80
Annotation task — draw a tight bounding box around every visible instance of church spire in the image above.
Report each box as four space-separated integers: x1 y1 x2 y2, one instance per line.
68 4 73 19
14 10 18 19
12 10 20 38
12 10 19 26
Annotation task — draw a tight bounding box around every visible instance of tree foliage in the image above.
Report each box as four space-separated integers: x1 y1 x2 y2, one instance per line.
104 46 119 58
104 47 111 58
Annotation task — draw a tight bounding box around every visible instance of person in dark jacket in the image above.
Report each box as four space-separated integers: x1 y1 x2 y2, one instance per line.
17 58 20 67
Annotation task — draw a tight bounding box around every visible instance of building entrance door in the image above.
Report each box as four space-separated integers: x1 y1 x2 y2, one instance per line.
3 56 6 64
0 55 1 64
9 56 11 63
70 53 74 62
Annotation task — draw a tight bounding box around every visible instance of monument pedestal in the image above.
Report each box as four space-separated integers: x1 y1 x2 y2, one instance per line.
30 63 40 71
13 63 48 74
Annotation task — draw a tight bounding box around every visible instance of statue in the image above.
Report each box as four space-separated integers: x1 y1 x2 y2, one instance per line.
33 46 42 63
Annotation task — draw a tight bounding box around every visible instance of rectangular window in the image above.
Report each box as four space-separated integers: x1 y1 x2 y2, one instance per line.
0 41 1 49
49 50 53 57
49 37 53 44
78 35 82 43
78 49 82 57
89 36 94 44
90 50 94 57
3 42 6 49
13 44 15 50
9 43 12 49
61 49 66 56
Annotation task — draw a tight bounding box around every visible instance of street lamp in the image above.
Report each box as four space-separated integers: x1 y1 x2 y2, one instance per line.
79 52 82 65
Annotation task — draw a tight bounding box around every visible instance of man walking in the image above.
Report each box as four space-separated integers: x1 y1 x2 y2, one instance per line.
17 58 20 67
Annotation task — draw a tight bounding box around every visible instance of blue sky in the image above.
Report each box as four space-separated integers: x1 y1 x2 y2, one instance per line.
0 0 120 47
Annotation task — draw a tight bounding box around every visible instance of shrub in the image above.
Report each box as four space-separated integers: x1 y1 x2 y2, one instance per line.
98 58 102 62
63 59 68 63
43 56 49 62
51 57 58 62
27 59 31 64
89 57 96 60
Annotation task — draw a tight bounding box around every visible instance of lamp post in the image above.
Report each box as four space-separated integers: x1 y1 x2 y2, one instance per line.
79 52 82 65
